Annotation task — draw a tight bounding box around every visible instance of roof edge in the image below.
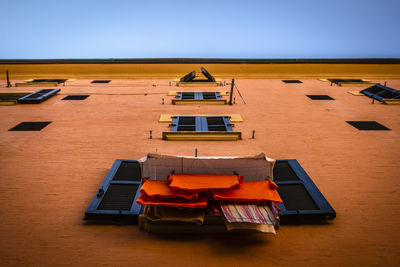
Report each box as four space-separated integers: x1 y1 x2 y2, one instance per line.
1 58 400 64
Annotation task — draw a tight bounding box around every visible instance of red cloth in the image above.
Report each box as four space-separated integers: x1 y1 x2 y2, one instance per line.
136 192 208 208
212 180 283 204
167 174 243 191
140 179 199 200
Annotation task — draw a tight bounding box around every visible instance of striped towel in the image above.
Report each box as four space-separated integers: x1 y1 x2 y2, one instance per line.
220 202 277 225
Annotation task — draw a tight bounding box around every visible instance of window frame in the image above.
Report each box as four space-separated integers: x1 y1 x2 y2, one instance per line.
176 92 221 100
170 116 233 132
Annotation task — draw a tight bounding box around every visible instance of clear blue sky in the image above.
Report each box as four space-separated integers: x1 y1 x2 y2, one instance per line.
1 0 399 59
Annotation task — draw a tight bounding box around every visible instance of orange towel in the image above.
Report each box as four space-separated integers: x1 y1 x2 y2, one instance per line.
136 192 208 208
212 180 283 204
167 174 243 191
140 179 199 200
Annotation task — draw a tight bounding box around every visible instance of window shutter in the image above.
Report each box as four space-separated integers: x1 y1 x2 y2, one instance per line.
18 89 60 104
360 84 400 101
84 160 142 224
274 160 336 224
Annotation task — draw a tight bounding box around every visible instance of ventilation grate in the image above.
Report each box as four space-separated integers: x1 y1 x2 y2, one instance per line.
346 121 390 131
307 95 335 100
62 95 89 100
9 122 51 131
97 184 138 211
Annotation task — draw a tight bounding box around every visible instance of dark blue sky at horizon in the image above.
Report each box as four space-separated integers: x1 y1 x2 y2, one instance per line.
1 0 399 59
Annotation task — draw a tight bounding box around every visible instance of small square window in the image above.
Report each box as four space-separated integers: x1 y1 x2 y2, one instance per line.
346 121 390 131
307 95 335 100
62 95 89 100
9 122 51 131
91 80 111 83
282 80 302 83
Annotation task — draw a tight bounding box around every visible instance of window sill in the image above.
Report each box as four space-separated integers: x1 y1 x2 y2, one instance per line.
172 99 226 105
162 131 242 141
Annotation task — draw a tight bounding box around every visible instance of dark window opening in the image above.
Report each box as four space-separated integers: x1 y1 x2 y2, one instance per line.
346 121 390 131
31 79 67 84
282 80 302 83
177 126 196 131
307 95 335 100
91 80 111 83
181 92 195 99
9 122 51 131
179 117 196 125
202 92 217 99
207 126 227 131
62 95 89 100
207 117 225 125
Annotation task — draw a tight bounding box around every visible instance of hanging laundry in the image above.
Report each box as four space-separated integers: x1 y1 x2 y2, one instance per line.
140 179 199 199
224 221 276 234
220 202 277 225
167 174 243 191
143 206 205 225
212 180 283 203
136 192 208 208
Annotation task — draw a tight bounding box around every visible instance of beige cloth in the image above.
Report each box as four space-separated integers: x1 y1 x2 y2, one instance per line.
224 221 276 234
143 205 205 225
140 153 276 181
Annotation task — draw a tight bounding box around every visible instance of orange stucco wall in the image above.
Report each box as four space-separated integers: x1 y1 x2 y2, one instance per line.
0 76 400 266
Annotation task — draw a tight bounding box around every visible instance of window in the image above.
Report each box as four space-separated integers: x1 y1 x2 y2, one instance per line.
346 121 390 131
273 160 336 224
306 95 335 100
170 116 233 132
327 79 374 86
17 89 60 104
360 84 400 102
91 80 111 83
162 115 241 140
282 80 302 83
84 160 142 224
31 79 67 85
9 121 51 131
62 95 89 100
176 92 221 100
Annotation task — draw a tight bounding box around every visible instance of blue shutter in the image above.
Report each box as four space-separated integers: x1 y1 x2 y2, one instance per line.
203 116 232 131
360 84 400 102
274 159 336 224
84 159 142 224
18 89 60 104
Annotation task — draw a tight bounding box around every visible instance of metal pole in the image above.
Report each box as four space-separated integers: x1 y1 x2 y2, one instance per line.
6 70 12 88
228 79 234 105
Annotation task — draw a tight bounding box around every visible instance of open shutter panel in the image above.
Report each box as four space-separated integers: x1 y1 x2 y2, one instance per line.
360 84 400 101
201 67 216 82
84 159 142 224
18 89 60 104
274 160 336 224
